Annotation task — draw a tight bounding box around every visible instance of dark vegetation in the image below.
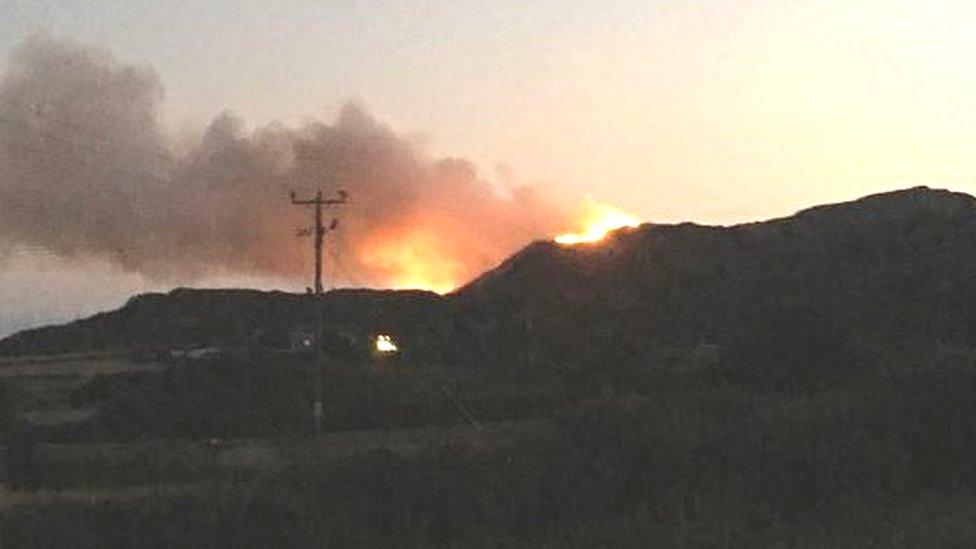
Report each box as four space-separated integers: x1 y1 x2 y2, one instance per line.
3 353 973 546
58 356 565 440
1 187 974 546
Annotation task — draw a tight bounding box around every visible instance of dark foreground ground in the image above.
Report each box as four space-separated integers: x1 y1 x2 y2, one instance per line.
0 341 973 548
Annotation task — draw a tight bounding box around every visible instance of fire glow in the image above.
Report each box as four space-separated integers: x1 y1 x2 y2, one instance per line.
357 224 467 295
554 199 641 245
354 198 641 295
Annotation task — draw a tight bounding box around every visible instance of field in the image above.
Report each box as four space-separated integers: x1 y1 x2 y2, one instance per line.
0 345 973 547
0 356 162 379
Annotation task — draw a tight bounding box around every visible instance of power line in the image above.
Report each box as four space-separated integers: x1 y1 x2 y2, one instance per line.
290 188 348 435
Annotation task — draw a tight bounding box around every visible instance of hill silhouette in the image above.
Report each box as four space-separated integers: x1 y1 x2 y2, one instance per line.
0 288 443 357
2 187 974 546
1 186 973 366
453 186 974 370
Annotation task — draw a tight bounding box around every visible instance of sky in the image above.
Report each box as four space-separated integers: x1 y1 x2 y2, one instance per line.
0 0 974 336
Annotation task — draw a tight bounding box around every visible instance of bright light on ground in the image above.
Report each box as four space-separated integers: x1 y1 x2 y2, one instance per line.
375 334 398 353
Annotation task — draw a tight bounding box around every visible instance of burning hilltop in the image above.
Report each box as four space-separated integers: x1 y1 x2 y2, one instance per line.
554 198 641 245
0 34 639 294
2 187 971 360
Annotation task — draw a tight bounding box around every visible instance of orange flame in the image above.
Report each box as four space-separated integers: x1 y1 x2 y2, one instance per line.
555 198 641 244
355 198 640 294
357 224 467 294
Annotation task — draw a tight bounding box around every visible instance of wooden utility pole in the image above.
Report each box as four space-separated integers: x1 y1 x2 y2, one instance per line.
290 189 348 434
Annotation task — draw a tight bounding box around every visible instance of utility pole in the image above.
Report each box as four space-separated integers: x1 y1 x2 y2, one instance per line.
290 189 348 434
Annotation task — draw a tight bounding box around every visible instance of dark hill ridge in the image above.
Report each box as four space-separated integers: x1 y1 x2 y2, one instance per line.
449 186 974 366
0 287 444 357
2 186 973 361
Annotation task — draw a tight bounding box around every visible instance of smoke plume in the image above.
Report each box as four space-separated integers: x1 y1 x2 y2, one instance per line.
0 35 573 292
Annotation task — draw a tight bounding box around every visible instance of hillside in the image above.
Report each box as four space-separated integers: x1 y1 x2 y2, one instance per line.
454 186 975 368
0 288 444 357
2 187 974 547
2 186 973 364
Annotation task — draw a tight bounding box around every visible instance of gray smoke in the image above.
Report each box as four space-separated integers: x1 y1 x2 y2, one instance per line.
0 34 571 290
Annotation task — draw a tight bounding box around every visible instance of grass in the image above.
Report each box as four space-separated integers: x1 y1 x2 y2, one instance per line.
1 349 972 547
